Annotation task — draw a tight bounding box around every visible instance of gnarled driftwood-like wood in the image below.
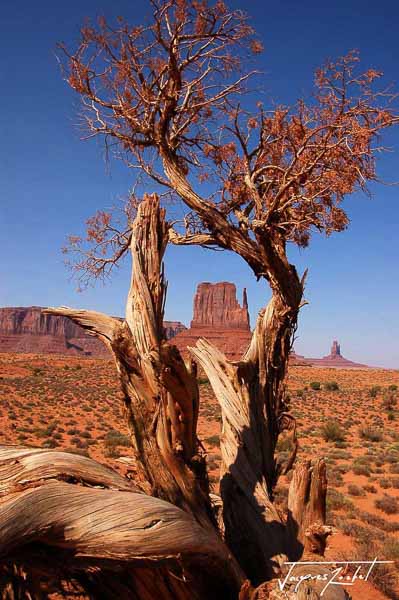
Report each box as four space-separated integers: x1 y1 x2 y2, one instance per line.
46 195 214 523
0 445 242 600
39 195 330 595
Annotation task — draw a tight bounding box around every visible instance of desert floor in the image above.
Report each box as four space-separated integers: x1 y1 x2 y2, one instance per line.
1 353 398 599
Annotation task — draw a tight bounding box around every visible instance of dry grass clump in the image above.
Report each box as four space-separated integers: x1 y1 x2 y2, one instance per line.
359 426 383 442
321 420 346 442
347 483 366 497
375 494 399 515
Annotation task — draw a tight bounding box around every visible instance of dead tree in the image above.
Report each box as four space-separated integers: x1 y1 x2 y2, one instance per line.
56 3 396 581
48 195 222 523
1 1 397 597
287 459 332 558
1 197 244 599
1 196 332 599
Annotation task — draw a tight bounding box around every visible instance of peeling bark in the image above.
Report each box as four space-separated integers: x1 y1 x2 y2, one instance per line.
189 299 298 581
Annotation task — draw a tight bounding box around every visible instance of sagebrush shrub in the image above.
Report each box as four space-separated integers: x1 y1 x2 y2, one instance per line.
375 495 399 515
321 420 346 442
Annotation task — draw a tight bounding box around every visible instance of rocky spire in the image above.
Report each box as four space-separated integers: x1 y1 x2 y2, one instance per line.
243 288 248 310
330 340 341 357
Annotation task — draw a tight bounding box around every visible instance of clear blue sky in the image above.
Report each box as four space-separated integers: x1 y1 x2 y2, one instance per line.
1 0 398 367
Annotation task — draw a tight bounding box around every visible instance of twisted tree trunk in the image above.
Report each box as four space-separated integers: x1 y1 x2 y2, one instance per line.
0 195 244 598
185 220 332 588
1 194 334 598
161 147 331 584
46 195 213 523
0 446 242 600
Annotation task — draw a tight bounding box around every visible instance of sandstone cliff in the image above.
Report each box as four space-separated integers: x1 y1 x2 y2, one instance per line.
0 307 84 339
0 306 370 368
0 307 186 357
163 321 187 340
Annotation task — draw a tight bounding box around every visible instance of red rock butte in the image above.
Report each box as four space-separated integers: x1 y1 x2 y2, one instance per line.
173 282 252 360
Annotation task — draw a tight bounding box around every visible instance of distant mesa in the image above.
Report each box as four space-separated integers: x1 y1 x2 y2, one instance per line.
163 321 187 340
0 293 372 368
291 340 370 369
0 306 185 357
0 283 251 361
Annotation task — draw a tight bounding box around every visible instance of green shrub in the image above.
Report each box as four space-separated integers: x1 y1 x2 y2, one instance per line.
334 440 348 449
369 385 382 398
324 381 339 391
358 510 399 532
205 435 220 447
327 489 354 513
382 392 397 411
385 538 399 559
309 381 321 391
380 478 392 489
338 519 370 539
375 495 399 515
330 450 351 460
42 439 58 449
352 464 371 477
368 561 398 599
104 446 120 458
105 430 130 448
276 435 294 453
328 468 344 487
321 420 346 442
347 484 366 497
363 484 377 493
